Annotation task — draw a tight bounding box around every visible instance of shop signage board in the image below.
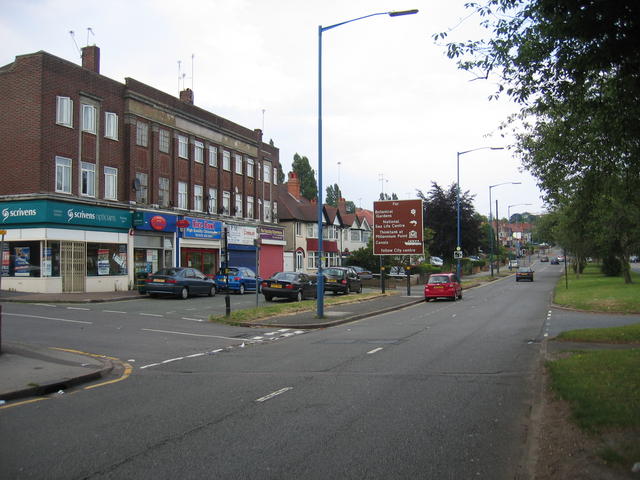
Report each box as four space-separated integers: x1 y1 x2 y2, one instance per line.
135 212 178 232
227 225 257 245
0 200 131 230
373 199 424 255
258 226 285 243
181 217 223 240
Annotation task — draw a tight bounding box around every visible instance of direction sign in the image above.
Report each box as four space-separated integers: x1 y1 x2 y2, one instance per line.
454 251 463 259
373 199 424 255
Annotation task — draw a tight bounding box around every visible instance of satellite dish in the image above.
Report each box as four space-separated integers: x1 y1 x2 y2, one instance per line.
132 178 141 191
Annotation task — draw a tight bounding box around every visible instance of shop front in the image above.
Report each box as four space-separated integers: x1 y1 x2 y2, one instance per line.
132 211 177 287
0 199 131 293
178 216 222 277
259 226 285 279
226 224 258 272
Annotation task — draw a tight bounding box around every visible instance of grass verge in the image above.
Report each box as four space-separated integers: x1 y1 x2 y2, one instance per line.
209 291 396 325
556 323 640 343
547 348 640 469
554 264 640 313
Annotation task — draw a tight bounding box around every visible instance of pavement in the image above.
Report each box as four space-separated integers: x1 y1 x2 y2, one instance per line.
0 269 497 405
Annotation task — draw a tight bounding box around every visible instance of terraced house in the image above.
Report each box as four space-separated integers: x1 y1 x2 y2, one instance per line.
0 45 284 293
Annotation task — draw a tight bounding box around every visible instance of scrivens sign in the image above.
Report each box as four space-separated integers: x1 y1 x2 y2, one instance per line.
373 199 424 255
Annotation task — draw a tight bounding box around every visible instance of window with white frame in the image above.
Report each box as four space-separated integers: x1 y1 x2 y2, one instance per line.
273 202 278 222
264 200 271 222
194 185 203 211
82 104 96 134
159 177 170 207
235 194 243 217
136 121 148 147
104 112 118 140
56 96 73 127
222 191 230 215
257 162 262 181
263 163 271 183
55 156 72 193
306 223 318 238
247 196 254 219
234 154 243 175
81 162 96 197
296 250 304 271
308 251 320 269
273 167 278 185
295 222 302 236
223 151 231 171
247 158 254 177
208 188 217 213
194 141 204 163
351 230 362 242
178 135 189 159
258 199 262 221
363 231 371 243
159 129 170 153
208 146 218 167
178 182 188 209
135 172 148 203
327 252 340 267
104 167 118 200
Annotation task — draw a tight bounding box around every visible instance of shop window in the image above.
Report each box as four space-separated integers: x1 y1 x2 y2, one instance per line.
2 241 41 277
86 243 128 276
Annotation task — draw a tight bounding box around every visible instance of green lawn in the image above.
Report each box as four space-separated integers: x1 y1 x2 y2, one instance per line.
554 264 640 313
556 323 640 343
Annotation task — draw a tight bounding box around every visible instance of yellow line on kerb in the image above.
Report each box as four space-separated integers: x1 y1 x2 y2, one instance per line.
51 347 133 389
0 397 47 410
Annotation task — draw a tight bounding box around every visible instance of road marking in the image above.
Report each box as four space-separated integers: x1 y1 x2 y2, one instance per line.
162 357 184 363
103 310 126 314
51 348 133 391
66 307 90 311
141 328 248 341
140 363 160 369
181 317 205 322
367 347 384 355
256 387 293 403
140 313 163 317
3 313 92 324
186 353 206 358
34 303 56 307
0 397 48 410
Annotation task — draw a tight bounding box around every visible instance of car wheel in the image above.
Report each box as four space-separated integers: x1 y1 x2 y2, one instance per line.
179 287 188 300
238 284 245 295
264 294 273 302
458 291 463 300
138 289 146 295
296 290 303 302
208 286 216 297
346 285 351 294
357 284 362 294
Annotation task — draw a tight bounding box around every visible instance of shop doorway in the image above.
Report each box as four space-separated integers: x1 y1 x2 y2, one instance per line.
182 249 218 277
61 241 86 293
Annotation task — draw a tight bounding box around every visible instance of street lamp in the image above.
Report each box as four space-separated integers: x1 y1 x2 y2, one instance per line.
456 146 503 281
489 181 521 276
317 9 418 318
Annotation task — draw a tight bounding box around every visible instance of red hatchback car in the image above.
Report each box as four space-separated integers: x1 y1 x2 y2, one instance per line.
424 273 462 302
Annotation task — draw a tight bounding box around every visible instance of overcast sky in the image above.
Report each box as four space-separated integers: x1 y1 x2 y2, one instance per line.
1 0 546 219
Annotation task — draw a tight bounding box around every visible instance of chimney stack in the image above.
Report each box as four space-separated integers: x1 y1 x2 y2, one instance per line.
180 88 194 104
287 172 301 200
81 45 100 74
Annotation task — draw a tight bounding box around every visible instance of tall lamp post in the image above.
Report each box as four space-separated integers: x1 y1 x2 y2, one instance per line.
456 147 503 281
317 8 418 318
507 203 532 258
489 182 521 276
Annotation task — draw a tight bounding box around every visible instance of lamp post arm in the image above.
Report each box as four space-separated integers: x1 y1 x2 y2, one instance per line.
321 9 418 32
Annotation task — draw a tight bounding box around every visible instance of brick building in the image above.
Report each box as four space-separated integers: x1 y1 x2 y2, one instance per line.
0 46 284 293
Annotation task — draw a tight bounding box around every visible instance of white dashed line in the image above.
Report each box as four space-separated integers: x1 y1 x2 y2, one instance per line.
186 353 206 358
367 347 384 355
162 357 184 364
141 328 249 341
34 303 56 307
140 313 164 317
3 313 92 324
181 317 205 322
256 387 293 403
66 307 90 311
103 310 126 314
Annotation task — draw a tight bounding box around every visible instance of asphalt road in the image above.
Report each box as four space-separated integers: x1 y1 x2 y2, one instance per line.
1 263 564 479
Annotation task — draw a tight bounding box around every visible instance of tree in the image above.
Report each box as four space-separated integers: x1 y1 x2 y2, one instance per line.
325 183 342 207
291 153 318 201
378 192 398 201
277 167 285 184
438 0 640 283
417 182 483 258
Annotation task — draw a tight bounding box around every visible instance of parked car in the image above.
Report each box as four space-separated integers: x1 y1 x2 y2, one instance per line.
214 266 260 294
468 255 481 262
540 256 549 262
350 265 373 280
424 272 461 302
141 267 216 299
261 272 316 302
388 266 406 277
550 257 560 265
630 255 638 263
508 259 519 270
430 256 444 267
323 266 363 295
516 266 534 282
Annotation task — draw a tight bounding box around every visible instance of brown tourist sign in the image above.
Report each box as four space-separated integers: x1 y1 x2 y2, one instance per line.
373 199 424 255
